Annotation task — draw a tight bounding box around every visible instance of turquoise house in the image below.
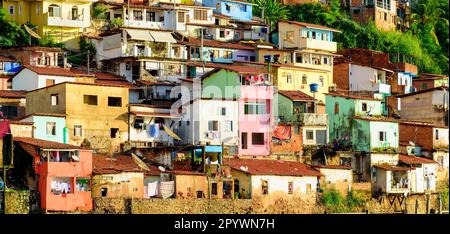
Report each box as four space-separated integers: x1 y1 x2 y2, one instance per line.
203 0 253 21
352 117 399 152
325 93 383 142
277 90 317 123
20 113 68 143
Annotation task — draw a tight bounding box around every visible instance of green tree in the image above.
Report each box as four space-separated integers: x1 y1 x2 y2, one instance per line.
409 0 449 45
252 0 289 30
0 8 29 46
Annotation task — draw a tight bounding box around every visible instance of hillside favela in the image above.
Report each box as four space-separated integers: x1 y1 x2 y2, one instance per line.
0 0 448 215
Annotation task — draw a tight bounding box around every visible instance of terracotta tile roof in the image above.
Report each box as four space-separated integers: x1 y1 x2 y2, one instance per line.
326 92 381 101
28 81 132 93
213 13 231 19
373 164 412 171
185 23 235 29
312 165 352 170
190 63 269 76
9 120 33 125
226 159 321 177
399 120 448 129
170 170 207 176
94 79 137 88
279 90 316 101
352 116 399 123
0 55 15 62
184 38 255 50
92 154 160 175
0 90 26 98
397 86 448 98
92 72 126 81
21 65 95 77
136 80 177 86
14 137 82 150
399 154 437 165
0 74 13 79
279 20 341 33
417 73 448 80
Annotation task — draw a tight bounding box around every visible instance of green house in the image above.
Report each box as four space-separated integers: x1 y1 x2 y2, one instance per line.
277 90 318 123
352 117 399 152
326 93 383 142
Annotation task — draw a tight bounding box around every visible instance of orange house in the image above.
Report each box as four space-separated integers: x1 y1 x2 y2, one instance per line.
14 137 93 212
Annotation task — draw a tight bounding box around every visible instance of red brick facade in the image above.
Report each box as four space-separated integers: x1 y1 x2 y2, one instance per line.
399 123 433 151
333 62 350 91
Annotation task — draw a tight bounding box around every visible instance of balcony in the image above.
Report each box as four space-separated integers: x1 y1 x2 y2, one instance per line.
374 83 391 94
299 37 337 53
45 13 90 28
294 113 327 126
123 19 164 29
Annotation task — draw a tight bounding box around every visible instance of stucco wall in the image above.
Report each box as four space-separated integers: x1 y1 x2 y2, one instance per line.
92 172 144 199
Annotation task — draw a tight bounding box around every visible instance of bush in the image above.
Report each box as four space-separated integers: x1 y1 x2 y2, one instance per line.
322 188 370 213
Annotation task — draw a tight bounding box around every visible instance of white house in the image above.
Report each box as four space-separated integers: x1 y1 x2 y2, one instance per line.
11 65 94 91
349 63 392 95
178 98 239 147
399 154 438 193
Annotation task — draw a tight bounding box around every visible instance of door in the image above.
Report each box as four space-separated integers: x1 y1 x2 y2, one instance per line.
241 132 247 149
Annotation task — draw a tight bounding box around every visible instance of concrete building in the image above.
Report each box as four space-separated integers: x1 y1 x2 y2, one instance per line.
350 0 397 31
17 113 67 143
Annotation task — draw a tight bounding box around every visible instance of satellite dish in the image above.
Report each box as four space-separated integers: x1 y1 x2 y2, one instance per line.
71 155 80 161
240 166 248 172
158 166 166 172
409 141 415 146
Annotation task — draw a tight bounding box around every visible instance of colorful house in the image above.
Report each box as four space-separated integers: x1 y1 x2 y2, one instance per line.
350 0 397 31
0 46 63 67
227 158 320 204
0 55 20 90
352 116 399 153
312 165 353 195
326 93 383 143
17 113 67 143
2 0 92 50
203 0 253 21
412 73 449 92
13 137 93 212
25 82 130 153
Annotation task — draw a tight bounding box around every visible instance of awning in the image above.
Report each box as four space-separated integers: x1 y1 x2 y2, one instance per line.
149 31 177 43
162 125 182 141
126 29 152 41
24 25 41 39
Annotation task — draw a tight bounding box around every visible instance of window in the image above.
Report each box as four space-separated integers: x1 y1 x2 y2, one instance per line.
306 184 312 193
240 5 247 12
110 128 119 138
83 95 98 105
46 122 56 136
421 83 428 90
288 181 293 194
306 130 314 140
384 12 387 21
71 6 78 20
225 4 231 12
312 31 316 39
241 132 248 149
51 94 58 106
244 101 267 115
319 76 324 87
146 11 155 21
379 131 386 142
74 125 82 137
101 188 108 197
220 30 225 38
286 31 294 42
323 57 328 64
353 9 360 14
212 183 218 195
133 10 143 21
435 129 439 140
46 79 55 87
194 9 207 20
8 6 14 15
48 4 60 17
76 178 91 192
178 12 185 23
252 133 265 145
223 50 233 59
334 102 339 114
208 121 218 131
108 97 122 107
302 75 307 84
362 102 368 112
262 180 268 195
220 107 226 116
322 33 327 41
224 120 233 132
287 73 292 83
51 177 72 195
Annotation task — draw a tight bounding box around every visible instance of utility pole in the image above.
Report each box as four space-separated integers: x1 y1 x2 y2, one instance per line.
87 50 90 74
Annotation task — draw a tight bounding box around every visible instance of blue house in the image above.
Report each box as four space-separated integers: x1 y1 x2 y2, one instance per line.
203 0 253 21
19 113 68 143
0 56 21 74
187 38 255 64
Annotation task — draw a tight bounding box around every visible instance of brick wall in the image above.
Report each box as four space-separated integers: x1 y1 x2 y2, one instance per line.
341 48 391 68
333 62 350 90
399 123 433 150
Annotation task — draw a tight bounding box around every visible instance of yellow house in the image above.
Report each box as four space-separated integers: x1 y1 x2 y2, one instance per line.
2 0 92 50
25 82 129 153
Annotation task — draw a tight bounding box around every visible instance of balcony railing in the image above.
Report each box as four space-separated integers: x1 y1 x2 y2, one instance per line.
294 113 327 126
299 37 337 53
45 13 90 28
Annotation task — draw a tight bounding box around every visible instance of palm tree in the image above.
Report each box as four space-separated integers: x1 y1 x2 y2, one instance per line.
252 0 289 31
408 0 449 45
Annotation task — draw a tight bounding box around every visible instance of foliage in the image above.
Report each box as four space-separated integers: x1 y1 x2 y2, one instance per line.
276 0 449 74
67 37 96 66
322 188 369 213
0 8 29 47
38 35 64 48
93 4 109 20
110 18 123 29
252 0 289 30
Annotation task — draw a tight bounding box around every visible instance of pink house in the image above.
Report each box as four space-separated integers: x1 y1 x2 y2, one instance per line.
239 85 274 156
